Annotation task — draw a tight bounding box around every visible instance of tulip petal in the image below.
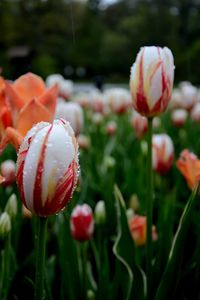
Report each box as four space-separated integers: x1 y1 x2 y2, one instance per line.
0 175 5 184
5 127 24 151
38 84 58 115
5 81 25 110
16 99 52 136
13 72 46 103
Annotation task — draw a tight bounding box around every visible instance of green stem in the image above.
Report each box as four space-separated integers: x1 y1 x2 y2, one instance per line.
35 217 48 300
146 117 153 300
1 234 11 300
80 242 87 300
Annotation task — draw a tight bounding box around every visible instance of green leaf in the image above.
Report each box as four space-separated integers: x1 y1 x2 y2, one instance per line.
112 185 146 300
155 183 199 300
56 213 82 300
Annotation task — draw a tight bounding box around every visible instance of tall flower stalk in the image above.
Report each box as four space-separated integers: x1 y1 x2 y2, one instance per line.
146 117 153 299
16 119 79 299
35 217 48 300
130 46 175 299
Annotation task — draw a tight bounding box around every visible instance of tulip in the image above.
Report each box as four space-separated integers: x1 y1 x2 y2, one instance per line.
130 110 148 138
94 200 106 225
105 88 131 114
191 103 200 123
106 121 117 136
4 72 58 150
89 91 106 114
130 46 174 117
16 119 79 216
0 212 11 238
5 194 17 219
152 134 174 174
46 74 74 100
0 77 13 152
169 88 182 110
55 101 83 135
179 81 198 110
77 134 91 150
176 149 200 190
129 215 157 246
70 204 94 242
0 174 5 184
0 159 16 186
171 109 188 127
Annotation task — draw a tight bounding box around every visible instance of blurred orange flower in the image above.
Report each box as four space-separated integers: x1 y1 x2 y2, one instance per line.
176 149 200 190
0 77 13 153
0 174 5 184
129 215 157 246
2 72 58 151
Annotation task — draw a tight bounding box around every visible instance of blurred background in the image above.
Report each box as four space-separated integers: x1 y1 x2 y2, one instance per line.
0 0 200 83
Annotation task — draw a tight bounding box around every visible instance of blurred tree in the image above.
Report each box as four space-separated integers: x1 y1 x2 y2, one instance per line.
0 0 200 82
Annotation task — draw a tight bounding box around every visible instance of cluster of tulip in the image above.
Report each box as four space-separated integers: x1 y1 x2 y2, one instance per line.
0 46 200 300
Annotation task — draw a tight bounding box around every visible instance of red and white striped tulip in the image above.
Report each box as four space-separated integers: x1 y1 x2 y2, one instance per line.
130 46 174 117
55 101 84 135
171 109 188 127
70 204 94 242
130 110 148 138
16 119 79 216
191 103 200 123
152 134 174 174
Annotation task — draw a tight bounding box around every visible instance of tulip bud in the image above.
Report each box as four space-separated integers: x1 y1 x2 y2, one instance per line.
70 204 94 242
152 134 174 174
55 101 83 135
129 194 140 212
0 159 16 186
77 134 91 150
0 212 11 237
129 215 157 246
171 109 188 127
126 208 134 220
16 119 79 217
94 200 106 225
180 81 198 110
130 46 174 117
106 121 117 136
191 103 200 123
130 110 148 138
87 290 95 300
105 88 131 114
5 194 17 219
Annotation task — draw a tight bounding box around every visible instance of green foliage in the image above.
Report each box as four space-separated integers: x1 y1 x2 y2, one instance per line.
1 0 200 81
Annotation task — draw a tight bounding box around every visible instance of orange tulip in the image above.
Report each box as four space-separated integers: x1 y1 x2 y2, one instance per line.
0 174 5 184
4 73 58 150
0 77 13 153
176 149 200 190
129 215 157 246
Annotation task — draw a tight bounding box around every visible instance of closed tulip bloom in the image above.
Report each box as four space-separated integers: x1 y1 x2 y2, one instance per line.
191 103 200 123
130 110 148 138
105 88 131 114
70 204 94 242
16 119 79 216
0 159 16 186
152 134 174 174
106 121 117 136
130 46 174 117
55 101 83 135
179 81 198 110
129 215 157 246
171 109 188 127
176 149 200 190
